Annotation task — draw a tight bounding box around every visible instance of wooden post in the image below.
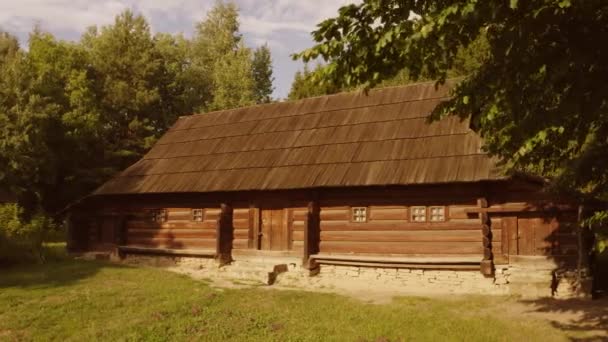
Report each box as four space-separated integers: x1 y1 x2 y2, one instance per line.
216 203 233 266
303 200 320 269
478 197 494 276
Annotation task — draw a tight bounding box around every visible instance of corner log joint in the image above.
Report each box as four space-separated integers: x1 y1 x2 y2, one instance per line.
478 197 494 276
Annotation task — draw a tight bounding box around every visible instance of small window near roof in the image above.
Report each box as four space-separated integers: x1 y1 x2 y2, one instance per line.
411 206 427 222
352 207 367 223
151 209 167 223
430 206 445 222
192 209 204 222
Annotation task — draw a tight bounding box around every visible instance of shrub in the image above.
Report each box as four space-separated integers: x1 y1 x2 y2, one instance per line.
0 204 57 265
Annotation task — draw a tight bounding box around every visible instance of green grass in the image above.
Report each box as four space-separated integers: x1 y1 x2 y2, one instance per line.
0 259 574 342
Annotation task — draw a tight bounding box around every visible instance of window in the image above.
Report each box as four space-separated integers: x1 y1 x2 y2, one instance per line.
429 206 446 222
151 209 167 223
351 207 367 223
192 209 204 222
411 206 427 222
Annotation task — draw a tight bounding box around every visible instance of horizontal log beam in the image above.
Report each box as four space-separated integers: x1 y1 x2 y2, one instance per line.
118 245 216 257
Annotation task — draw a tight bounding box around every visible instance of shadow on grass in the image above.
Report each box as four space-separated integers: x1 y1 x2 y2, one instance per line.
519 297 608 342
0 252 131 290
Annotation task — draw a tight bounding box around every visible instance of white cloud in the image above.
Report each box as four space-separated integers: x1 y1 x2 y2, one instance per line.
0 0 356 98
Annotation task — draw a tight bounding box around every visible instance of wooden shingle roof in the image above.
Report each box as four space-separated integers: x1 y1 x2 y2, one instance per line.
94 80 504 195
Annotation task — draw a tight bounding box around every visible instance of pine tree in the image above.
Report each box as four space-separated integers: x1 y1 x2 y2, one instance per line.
251 44 274 104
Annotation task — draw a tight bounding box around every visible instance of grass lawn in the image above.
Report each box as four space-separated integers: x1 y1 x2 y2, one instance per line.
0 254 598 341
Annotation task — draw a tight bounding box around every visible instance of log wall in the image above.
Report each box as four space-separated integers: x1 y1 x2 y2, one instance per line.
232 208 251 250
318 204 484 257
125 208 218 250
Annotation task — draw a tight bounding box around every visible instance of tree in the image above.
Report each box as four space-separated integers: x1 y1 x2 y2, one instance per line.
251 44 274 103
209 43 255 110
288 63 344 101
296 1 608 213
191 0 256 111
0 30 102 213
82 10 178 170
0 31 19 65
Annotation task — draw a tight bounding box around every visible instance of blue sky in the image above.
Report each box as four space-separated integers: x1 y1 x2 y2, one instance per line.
0 0 353 99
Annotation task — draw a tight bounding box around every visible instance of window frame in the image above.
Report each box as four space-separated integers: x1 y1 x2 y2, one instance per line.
410 206 427 222
192 208 205 222
151 209 167 223
429 206 446 222
351 206 368 223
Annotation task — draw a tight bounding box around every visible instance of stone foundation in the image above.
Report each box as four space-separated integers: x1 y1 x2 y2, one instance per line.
299 265 512 295
122 254 218 271
114 253 589 298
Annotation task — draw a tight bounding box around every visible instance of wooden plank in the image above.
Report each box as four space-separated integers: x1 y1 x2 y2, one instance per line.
232 239 249 249
320 208 350 221
319 241 483 255
233 218 249 229
292 230 304 242
233 229 249 239
118 245 215 256
292 209 308 221
448 205 477 219
292 221 305 231
320 221 481 231
233 209 250 220
320 230 482 242
312 253 483 263
368 207 408 221
126 238 216 249
128 230 217 239
503 216 518 256
126 221 217 230
517 217 537 255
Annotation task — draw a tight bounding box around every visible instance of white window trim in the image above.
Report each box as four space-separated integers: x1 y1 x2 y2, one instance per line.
429 206 446 222
410 206 427 222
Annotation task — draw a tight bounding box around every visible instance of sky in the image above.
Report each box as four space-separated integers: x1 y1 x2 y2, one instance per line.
0 0 354 99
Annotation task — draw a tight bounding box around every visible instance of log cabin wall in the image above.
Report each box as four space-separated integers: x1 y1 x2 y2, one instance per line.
124 207 219 250
317 203 483 257
290 207 307 253
74 182 580 266
233 208 251 250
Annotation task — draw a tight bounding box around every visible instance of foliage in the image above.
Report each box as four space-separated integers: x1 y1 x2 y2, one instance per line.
0 2 274 218
288 64 344 100
0 261 578 341
191 0 273 111
0 31 19 65
252 44 275 103
0 204 56 264
296 1 608 212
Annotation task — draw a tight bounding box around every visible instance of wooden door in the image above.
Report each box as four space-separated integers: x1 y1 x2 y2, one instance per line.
516 215 557 256
260 209 288 251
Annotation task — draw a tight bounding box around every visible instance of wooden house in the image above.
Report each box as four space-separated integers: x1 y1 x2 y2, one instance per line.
68 81 588 297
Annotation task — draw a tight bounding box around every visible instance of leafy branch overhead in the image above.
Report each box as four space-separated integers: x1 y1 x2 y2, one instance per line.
295 0 608 207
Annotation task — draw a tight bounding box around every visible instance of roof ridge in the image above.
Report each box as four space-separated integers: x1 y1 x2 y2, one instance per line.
155 111 453 147
177 78 459 120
